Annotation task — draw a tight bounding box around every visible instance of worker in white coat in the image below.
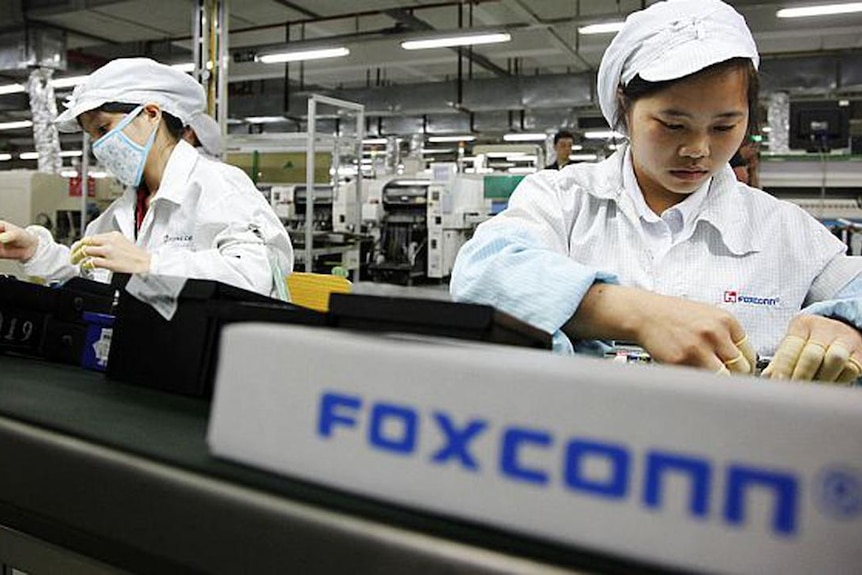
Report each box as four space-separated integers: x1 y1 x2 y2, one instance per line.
184 111 223 159
450 0 862 383
0 58 292 298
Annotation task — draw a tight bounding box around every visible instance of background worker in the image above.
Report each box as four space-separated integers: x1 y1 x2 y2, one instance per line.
545 130 576 170
0 57 292 298
183 111 223 159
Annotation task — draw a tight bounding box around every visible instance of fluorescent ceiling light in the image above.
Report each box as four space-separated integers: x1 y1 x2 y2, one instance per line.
777 3 862 17
0 120 33 131
19 152 39 160
60 169 78 177
402 32 511 51
503 133 547 142
362 138 388 145
0 153 11 161
428 135 476 143
244 116 289 124
508 166 537 174
0 75 85 95
393 179 432 186
0 83 25 95
171 62 214 73
59 150 83 158
584 130 625 140
578 22 625 34
256 47 350 64
50 75 87 89
421 149 456 154
570 153 599 162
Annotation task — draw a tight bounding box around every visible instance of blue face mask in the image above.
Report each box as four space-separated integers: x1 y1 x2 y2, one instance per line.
91 105 158 188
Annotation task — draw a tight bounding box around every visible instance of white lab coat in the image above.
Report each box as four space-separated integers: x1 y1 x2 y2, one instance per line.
451 145 862 355
23 140 293 297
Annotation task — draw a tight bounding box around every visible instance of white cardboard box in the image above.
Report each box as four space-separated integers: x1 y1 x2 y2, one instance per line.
208 324 862 574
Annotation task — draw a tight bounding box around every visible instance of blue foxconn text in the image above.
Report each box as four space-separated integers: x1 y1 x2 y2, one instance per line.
317 391 799 535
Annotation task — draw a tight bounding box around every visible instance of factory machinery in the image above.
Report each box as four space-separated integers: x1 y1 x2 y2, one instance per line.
759 155 862 254
268 173 487 284
269 181 365 275
362 174 486 285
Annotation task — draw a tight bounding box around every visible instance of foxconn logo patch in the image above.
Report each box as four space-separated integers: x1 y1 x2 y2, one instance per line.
724 290 780 306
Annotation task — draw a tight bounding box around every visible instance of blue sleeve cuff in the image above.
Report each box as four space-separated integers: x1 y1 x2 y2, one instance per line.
451 227 618 347
801 275 862 331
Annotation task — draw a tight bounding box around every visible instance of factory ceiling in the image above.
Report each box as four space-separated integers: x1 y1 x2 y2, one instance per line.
0 0 861 164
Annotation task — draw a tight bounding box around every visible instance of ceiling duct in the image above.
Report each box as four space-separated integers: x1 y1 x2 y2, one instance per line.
0 26 66 73
227 72 596 122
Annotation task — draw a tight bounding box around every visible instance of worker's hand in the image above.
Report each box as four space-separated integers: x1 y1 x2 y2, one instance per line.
762 315 862 385
71 231 151 275
0 220 39 262
636 293 756 375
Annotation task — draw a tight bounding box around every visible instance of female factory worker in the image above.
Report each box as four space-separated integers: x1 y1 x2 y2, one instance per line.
0 58 292 298
451 0 862 383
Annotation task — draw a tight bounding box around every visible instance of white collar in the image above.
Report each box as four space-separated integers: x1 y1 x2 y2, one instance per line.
623 148 710 231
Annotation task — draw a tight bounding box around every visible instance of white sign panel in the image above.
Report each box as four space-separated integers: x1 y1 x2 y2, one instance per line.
208 324 862 574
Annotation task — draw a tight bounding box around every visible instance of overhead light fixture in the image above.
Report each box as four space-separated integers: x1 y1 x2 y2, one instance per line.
508 166 536 174
0 153 11 161
0 120 33 131
19 152 39 160
584 130 625 140
362 138 388 145
256 47 350 64
569 153 599 162
59 150 83 158
171 62 214 73
0 75 85 96
503 133 547 142
427 135 476 143
0 83 25 95
777 3 862 17
51 75 88 89
421 149 456 154
244 116 289 124
578 22 625 34
401 31 511 51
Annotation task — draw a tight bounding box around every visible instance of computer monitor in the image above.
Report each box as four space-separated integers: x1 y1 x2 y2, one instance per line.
789 100 850 152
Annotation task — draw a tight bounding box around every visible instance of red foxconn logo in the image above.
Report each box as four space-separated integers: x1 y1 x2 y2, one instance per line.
723 291 781 306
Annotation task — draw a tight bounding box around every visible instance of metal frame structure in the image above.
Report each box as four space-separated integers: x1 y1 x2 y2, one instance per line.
305 94 365 274
193 0 229 148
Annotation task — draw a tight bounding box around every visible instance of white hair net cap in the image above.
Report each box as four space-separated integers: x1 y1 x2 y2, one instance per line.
55 57 206 133
187 112 224 157
597 0 759 135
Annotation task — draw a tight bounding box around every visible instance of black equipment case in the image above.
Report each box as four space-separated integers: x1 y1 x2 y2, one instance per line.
0 276 115 364
106 276 325 398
